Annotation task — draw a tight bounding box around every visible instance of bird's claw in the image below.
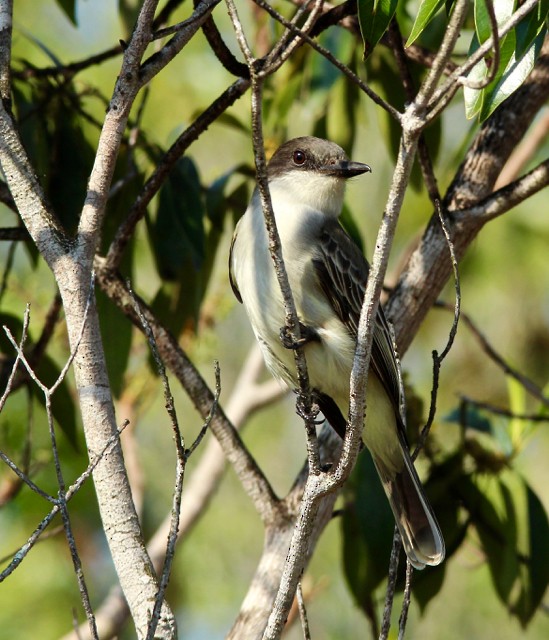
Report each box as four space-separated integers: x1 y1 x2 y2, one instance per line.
296 399 323 425
279 323 320 350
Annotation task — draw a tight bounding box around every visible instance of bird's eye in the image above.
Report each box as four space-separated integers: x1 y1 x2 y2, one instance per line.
292 150 306 165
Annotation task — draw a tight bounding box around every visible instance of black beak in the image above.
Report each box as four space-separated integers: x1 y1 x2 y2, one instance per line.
320 160 372 178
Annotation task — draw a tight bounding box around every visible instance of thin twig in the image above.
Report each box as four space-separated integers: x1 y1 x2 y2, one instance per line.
127 283 185 640
128 281 217 640
0 420 128 582
0 303 30 413
397 561 414 640
412 202 460 461
434 301 549 409
386 19 441 205
296 581 312 640
252 0 401 121
0 239 16 303
186 361 219 458
379 529 401 640
460 396 549 422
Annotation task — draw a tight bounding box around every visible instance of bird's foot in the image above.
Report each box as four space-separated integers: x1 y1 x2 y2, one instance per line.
295 397 323 425
279 323 320 350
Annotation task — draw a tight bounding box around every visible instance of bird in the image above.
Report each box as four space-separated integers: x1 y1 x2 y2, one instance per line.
229 136 445 569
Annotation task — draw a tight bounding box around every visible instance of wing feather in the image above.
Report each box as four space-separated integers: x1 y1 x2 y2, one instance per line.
228 226 243 303
312 219 402 417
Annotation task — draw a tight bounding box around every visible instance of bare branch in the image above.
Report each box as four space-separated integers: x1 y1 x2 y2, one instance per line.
454 157 549 224
64 344 284 640
0 226 26 239
388 37 549 354
94 262 281 521
0 0 13 103
296 581 312 640
415 0 469 110
397 561 414 640
379 530 401 640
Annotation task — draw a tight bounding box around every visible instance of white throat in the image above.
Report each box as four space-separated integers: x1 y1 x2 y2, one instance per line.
268 170 346 219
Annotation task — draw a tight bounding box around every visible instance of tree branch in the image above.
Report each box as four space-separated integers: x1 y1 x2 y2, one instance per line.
388 36 549 354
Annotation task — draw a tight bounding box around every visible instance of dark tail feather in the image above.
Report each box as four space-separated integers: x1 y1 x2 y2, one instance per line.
373 449 445 570
315 390 444 568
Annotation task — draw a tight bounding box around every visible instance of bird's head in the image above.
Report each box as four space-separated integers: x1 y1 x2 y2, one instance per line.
266 137 371 217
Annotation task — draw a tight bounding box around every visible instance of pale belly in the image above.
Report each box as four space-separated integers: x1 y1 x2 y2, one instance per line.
232 217 402 473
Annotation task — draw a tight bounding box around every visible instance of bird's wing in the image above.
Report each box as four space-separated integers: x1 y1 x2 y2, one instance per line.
312 219 402 416
228 225 243 303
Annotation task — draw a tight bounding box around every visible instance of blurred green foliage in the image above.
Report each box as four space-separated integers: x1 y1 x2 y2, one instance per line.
0 0 549 638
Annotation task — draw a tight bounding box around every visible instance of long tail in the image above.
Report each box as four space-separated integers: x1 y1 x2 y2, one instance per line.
373 442 445 570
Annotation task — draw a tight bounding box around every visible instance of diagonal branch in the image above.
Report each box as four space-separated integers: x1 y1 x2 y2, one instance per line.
388 36 549 353
94 260 282 522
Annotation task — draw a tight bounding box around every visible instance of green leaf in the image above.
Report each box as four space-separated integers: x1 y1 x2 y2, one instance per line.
151 157 205 281
341 449 395 607
406 0 447 47
461 470 549 626
412 557 447 612
466 0 546 121
12 77 95 234
326 69 359 152
506 375 529 450
444 403 492 433
479 32 544 121
358 0 398 59
515 0 549 58
474 0 514 45
145 156 208 338
203 170 247 295
464 29 517 120
515 483 549 626
55 0 77 26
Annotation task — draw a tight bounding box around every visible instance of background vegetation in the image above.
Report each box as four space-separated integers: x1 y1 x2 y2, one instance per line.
0 0 548 638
